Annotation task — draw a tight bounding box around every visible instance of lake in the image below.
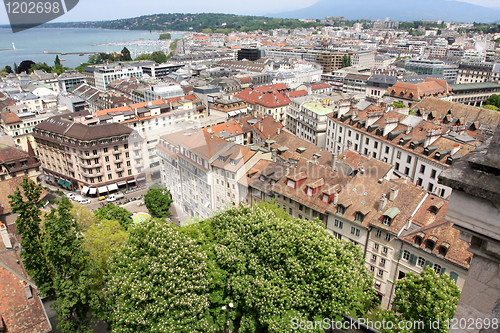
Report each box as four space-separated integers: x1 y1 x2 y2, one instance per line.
0 28 183 69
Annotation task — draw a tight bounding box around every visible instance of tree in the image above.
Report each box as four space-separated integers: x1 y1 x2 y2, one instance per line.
379 267 460 333
43 197 105 333
182 202 378 332
84 219 127 271
159 32 171 40
106 218 213 332
54 55 61 67
29 62 52 74
483 104 498 111
3 65 13 73
17 60 36 74
70 202 98 231
341 54 351 68
120 47 132 61
484 94 500 108
95 203 132 230
8 178 53 296
144 188 173 218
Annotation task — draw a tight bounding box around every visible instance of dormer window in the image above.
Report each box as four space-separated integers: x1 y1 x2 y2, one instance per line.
337 205 345 216
307 187 313 196
355 212 365 223
230 159 236 166
287 179 295 188
382 216 392 226
438 246 448 256
425 239 435 251
414 235 423 246
219 156 225 162
259 175 265 181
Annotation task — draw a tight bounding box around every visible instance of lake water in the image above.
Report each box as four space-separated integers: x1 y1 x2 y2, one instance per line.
0 28 183 69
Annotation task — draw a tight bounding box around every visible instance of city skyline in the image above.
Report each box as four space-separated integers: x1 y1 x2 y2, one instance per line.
0 0 498 26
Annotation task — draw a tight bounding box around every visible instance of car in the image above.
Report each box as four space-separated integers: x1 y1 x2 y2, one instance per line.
65 192 75 200
73 195 83 202
78 199 91 204
106 194 117 202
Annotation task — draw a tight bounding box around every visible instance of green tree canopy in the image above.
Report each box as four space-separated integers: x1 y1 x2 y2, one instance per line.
144 188 173 218
484 94 500 108
120 47 132 61
70 202 98 231
3 65 13 74
182 202 378 332
54 55 61 67
8 178 53 296
378 267 461 333
95 203 132 230
84 218 127 271
106 218 213 332
341 54 351 68
159 32 171 40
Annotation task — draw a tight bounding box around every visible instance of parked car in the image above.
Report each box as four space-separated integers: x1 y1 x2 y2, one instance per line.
106 194 117 202
65 192 75 200
73 195 83 202
79 199 91 204
98 196 106 201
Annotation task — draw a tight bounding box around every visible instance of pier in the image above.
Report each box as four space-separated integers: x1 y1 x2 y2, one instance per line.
43 51 99 55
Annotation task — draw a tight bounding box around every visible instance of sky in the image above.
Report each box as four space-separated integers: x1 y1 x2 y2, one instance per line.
0 0 498 25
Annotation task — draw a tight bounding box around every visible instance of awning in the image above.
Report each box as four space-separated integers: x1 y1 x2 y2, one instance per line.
117 181 127 186
58 179 65 186
228 111 236 117
64 181 71 188
89 187 97 195
383 207 400 219
127 179 136 184
107 183 118 191
98 186 108 194
81 186 89 194
137 176 146 182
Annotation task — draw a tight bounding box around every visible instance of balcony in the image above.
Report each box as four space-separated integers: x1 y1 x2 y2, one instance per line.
81 155 93 160
114 158 123 163
116 167 123 172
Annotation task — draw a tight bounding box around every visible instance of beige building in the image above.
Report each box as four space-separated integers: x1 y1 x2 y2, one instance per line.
33 113 144 196
0 143 41 183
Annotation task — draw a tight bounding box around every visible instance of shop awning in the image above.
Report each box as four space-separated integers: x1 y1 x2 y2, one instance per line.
64 181 71 188
89 187 97 195
137 176 146 182
117 181 127 186
81 186 89 194
127 179 136 184
98 186 108 194
107 183 118 191
228 111 236 117
58 179 65 186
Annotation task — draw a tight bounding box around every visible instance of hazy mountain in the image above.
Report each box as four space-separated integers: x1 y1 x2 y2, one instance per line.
273 0 500 23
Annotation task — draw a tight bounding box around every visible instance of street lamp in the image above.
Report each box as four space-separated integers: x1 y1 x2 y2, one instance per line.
221 302 234 333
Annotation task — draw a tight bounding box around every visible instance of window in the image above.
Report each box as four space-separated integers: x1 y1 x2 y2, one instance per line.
93 149 97 155
334 219 343 229
425 240 435 251
383 216 392 226
378 269 384 277
395 162 400 171
417 257 425 267
403 250 410 260
385 147 389 154
374 141 378 149
299 204 303 211
106 165 111 171
417 178 423 186
420 165 426 173
356 133 359 140
125 152 129 158
433 264 442 274
348 130 351 136
337 205 345 216
396 151 401 159
114 145 118 151
103 147 108 153
366 138 369 144
107 174 112 180
289 208 292 215
376 230 382 238
372 254 377 262
405 167 410 175
355 212 364 222
374 243 379 250
382 246 388 254
105 156 109 162
351 226 360 237
385 234 391 241
380 258 386 266
428 183 434 192
438 246 448 256
414 236 423 246
370 265 375 272
430 169 437 179
407 155 412 163
126 161 131 167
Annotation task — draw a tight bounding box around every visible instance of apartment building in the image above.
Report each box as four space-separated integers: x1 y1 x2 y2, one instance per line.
385 78 452 106
343 73 371 94
324 103 483 199
57 70 87 92
449 82 500 107
84 61 154 90
455 62 499 84
0 143 41 183
33 113 143 196
287 96 349 148
235 84 291 125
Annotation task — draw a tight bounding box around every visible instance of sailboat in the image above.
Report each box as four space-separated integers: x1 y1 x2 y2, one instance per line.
12 42 15 50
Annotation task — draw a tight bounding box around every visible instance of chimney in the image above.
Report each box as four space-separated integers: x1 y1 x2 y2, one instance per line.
312 155 319 165
286 167 290 176
389 187 399 202
378 193 387 212
333 193 338 205
383 117 399 136
424 128 441 148
405 125 412 135
277 127 281 135
331 152 337 170
451 144 460 155
23 281 33 299
259 122 263 132
0 222 12 249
